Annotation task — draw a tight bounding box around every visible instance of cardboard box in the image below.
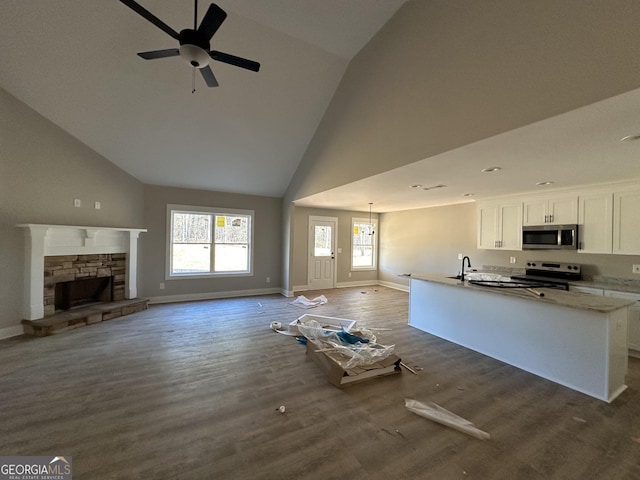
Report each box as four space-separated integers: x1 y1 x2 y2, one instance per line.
305 338 401 388
289 314 356 335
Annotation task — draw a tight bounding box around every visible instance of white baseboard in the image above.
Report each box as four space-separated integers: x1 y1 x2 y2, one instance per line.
336 280 379 289
377 280 410 292
0 325 24 339
147 287 283 305
281 289 295 298
292 285 309 293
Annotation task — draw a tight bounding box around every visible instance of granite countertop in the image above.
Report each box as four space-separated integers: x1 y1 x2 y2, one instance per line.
409 273 635 313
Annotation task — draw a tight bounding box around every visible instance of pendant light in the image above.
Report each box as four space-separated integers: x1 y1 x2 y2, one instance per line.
368 203 375 236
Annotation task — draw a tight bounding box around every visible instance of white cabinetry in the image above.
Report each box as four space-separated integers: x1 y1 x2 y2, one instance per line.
477 202 522 250
612 189 640 255
523 196 578 226
578 192 613 254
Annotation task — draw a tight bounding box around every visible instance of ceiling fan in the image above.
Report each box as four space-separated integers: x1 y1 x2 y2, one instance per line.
120 0 260 87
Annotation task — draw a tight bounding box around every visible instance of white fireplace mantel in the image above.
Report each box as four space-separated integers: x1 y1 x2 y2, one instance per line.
17 224 147 320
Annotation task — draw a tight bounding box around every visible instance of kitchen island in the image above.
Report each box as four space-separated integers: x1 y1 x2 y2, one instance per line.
409 274 633 402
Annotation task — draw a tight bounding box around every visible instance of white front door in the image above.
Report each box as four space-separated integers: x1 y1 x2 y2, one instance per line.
308 216 337 290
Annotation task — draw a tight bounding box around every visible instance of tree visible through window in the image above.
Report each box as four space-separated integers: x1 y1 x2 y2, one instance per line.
352 218 376 269
168 205 253 276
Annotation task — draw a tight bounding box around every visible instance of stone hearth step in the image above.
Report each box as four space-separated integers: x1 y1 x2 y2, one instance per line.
22 298 149 337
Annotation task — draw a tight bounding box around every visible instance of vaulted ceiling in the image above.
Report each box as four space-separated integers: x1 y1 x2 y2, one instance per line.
2 1 639 214
0 0 407 197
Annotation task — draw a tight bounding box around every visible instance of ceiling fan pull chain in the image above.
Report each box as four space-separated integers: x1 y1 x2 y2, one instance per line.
192 67 196 94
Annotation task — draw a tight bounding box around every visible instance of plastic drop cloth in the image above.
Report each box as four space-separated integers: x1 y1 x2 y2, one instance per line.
298 320 395 369
405 398 490 440
290 295 328 309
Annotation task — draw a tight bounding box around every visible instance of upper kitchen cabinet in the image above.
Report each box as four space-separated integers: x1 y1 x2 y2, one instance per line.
578 192 613 254
477 202 522 250
523 196 578 226
613 188 640 255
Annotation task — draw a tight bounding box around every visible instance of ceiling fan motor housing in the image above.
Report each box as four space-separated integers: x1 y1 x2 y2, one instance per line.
178 29 210 68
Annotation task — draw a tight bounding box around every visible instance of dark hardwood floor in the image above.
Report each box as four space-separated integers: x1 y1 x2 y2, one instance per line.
1 286 639 479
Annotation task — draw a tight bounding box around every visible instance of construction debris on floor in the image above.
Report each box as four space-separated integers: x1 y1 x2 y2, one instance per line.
290 294 328 309
405 398 491 440
298 318 401 388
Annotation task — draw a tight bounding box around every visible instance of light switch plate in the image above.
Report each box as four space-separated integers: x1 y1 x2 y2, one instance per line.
73 198 81 208
633 265 640 274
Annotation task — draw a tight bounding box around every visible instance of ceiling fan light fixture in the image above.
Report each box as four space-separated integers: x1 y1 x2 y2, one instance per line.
179 44 210 68
536 181 554 186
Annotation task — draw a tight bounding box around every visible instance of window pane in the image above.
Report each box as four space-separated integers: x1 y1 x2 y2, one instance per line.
353 246 373 267
314 226 332 256
172 244 211 273
215 215 249 244
215 244 249 271
173 213 211 243
353 223 374 246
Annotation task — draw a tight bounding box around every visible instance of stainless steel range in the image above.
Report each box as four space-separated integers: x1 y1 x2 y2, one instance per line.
510 261 582 290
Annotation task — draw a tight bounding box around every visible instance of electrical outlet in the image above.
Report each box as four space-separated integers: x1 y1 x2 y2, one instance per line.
94 201 101 210
348 272 352 278
73 198 81 208
510 256 517 264
266 277 270 283
633 265 640 274
458 253 463 260
159 283 165 289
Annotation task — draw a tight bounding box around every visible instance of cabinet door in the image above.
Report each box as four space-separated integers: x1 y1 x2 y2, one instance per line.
549 196 578 224
498 203 523 250
613 190 640 255
578 193 612 254
523 200 546 226
477 205 498 249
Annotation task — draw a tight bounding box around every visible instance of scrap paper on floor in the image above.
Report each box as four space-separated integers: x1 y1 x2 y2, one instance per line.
405 398 491 440
290 294 328 309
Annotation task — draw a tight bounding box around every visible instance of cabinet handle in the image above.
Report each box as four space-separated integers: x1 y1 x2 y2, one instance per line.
544 215 548 223
550 214 554 223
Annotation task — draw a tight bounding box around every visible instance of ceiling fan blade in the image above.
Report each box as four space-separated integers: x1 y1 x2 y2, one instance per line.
197 3 227 41
120 0 180 41
209 51 260 72
200 65 219 87
137 48 180 60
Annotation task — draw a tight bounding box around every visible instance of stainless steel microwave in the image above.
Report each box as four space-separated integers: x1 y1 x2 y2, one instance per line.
522 224 578 250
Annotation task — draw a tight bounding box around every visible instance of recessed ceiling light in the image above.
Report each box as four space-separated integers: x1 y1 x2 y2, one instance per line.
536 181 555 186
621 134 640 142
462 193 475 197
409 184 423 188
481 167 501 173
421 184 447 191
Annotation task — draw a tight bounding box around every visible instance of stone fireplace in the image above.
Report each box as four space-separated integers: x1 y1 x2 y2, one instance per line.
44 253 126 315
17 224 146 321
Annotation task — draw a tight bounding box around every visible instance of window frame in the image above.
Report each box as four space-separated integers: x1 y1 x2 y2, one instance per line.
351 217 377 271
166 204 254 279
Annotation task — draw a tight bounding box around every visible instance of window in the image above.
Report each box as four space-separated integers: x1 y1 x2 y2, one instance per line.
167 205 253 278
351 218 377 270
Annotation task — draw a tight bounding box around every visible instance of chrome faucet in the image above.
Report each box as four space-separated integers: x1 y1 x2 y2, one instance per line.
460 256 472 282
